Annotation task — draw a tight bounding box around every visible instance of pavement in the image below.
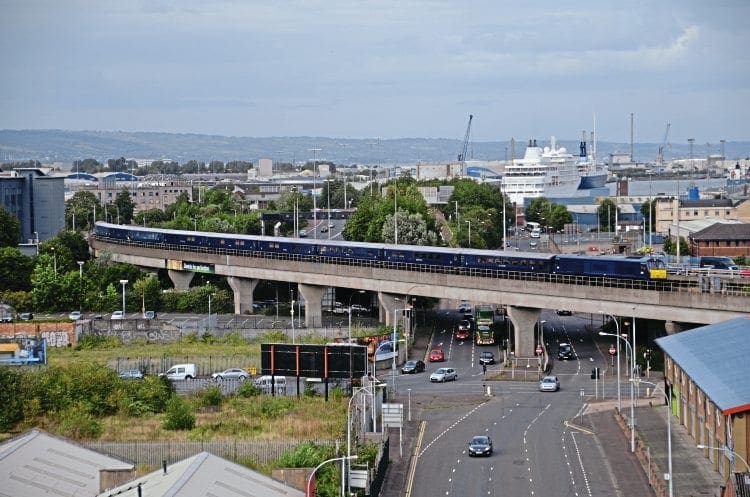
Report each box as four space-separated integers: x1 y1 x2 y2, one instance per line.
378 322 727 497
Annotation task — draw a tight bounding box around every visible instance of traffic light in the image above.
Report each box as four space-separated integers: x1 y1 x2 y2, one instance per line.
590 367 600 379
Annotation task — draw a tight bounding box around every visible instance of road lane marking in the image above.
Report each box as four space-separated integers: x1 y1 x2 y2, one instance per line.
418 402 488 458
404 420 426 497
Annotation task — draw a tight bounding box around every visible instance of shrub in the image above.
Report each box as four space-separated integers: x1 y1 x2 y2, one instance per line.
35 363 121 416
75 335 123 350
163 395 195 431
0 367 25 430
198 385 223 407
57 402 103 440
236 381 262 398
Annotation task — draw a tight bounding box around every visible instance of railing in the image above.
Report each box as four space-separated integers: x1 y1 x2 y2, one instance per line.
93 235 750 297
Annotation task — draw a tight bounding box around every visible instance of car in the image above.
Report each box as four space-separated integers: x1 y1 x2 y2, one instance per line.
429 349 445 362
740 268 750 278
143 310 156 319
479 351 495 365
19 312 33 321
430 367 457 382
328 222 335 228
110 311 124 320
457 302 472 313
455 328 470 341
320 226 328 233
298 229 308 238
463 313 474 323
331 306 348 315
69 311 82 320
457 319 472 332
557 343 575 360
556 309 572 316
467 435 493 457
529 240 538 249
350 304 371 314
401 360 425 374
211 368 249 380
539 375 560 392
119 369 144 380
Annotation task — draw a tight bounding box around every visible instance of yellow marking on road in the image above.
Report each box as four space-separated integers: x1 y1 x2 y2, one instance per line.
404 420 427 497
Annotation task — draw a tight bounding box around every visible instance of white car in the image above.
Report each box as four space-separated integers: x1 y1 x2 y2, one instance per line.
68 311 82 320
430 367 458 383
350 304 371 314
539 375 560 392
110 311 124 320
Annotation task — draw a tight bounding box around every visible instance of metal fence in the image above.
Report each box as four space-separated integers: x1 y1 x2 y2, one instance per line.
83 439 338 466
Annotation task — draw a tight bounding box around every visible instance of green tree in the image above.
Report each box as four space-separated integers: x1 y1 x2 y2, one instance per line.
132 274 162 313
382 209 438 245
0 207 20 247
0 247 34 291
640 199 657 236
65 191 101 231
114 189 136 224
0 367 25 430
597 198 619 232
662 236 690 256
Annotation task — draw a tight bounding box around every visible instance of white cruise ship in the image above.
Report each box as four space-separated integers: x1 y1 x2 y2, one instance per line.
501 137 581 204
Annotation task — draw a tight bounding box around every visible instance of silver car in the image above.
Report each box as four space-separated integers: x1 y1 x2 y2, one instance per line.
539 375 560 392
211 368 249 380
430 367 457 383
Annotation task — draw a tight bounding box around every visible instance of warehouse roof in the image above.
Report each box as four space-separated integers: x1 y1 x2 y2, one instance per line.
655 316 750 415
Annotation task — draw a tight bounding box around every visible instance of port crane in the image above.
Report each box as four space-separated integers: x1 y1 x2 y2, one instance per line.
656 123 671 168
457 114 473 176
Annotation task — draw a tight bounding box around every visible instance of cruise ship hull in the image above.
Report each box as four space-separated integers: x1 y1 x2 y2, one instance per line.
578 172 607 189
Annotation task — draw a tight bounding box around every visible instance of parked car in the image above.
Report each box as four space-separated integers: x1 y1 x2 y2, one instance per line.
110 311 124 320
457 302 472 313
401 360 425 374
119 369 144 380
320 226 328 233
556 309 572 316
19 312 33 321
740 268 750 278
350 304 371 314
298 229 308 238
143 310 156 319
539 375 560 392
467 435 493 457
211 368 249 380
328 222 335 228
429 349 445 362
479 351 495 365
69 311 82 321
430 367 457 383
162 363 196 380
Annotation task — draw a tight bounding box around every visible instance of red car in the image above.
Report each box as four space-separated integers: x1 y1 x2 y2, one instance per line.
455 328 470 341
429 349 445 362
740 268 750 278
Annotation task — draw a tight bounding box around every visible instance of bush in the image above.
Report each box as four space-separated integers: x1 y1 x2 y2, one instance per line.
35 363 121 416
198 385 223 407
75 335 123 350
236 381 262 398
163 395 195 431
0 367 25 430
57 402 103 440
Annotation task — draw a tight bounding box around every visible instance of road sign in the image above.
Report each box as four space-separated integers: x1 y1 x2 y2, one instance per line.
608 345 616 356
535 346 543 356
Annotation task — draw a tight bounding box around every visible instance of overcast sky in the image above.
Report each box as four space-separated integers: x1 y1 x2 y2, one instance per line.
1 1 748 144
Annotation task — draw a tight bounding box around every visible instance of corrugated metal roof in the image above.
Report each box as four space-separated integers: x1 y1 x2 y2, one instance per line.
97 451 305 497
655 316 750 414
0 430 134 497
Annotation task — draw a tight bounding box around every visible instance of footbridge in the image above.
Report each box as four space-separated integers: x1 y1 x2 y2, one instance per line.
90 236 749 357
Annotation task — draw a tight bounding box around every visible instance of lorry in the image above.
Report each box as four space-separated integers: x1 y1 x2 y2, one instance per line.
475 325 495 345
474 305 494 327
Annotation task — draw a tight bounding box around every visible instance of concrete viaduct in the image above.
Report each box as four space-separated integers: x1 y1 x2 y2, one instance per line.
90 238 749 357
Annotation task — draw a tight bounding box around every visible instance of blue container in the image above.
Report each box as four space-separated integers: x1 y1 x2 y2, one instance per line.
688 186 699 200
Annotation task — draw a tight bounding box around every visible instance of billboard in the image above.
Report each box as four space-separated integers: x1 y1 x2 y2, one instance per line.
260 343 368 379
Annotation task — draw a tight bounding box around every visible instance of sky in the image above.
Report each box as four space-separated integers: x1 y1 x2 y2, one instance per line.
1 0 749 144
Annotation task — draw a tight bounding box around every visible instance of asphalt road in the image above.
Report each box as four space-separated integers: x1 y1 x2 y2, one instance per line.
405 309 643 497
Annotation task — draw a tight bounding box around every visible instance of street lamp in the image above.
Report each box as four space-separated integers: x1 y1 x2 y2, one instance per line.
346 386 375 494
51 247 57 278
465 220 471 247
696 444 750 473
601 331 635 452
291 300 295 344
77 261 84 278
306 455 358 497
391 308 409 393
348 290 366 342
308 148 321 239
599 312 622 411
119 280 128 316
635 379 674 497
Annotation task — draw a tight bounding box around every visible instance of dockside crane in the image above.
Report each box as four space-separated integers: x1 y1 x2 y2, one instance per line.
457 114 473 176
657 123 671 168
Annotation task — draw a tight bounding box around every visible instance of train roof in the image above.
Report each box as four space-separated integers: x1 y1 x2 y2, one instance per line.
556 253 661 263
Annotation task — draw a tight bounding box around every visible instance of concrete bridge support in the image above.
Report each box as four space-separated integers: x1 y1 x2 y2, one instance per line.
298 284 326 328
506 306 542 357
378 293 411 327
227 276 258 315
167 270 194 291
664 321 684 335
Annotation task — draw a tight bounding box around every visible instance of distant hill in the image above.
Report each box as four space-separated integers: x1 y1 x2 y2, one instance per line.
1 129 748 165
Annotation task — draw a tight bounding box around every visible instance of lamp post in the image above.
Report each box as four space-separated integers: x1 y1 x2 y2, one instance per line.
348 290 366 343
393 179 398 245
391 308 409 394
51 247 57 278
465 220 471 247
77 261 84 278
306 455 357 497
308 148 321 239
599 311 622 411
601 331 635 452
635 379 674 497
291 300 295 344
119 280 128 316
346 386 374 495
207 292 212 334
696 444 750 473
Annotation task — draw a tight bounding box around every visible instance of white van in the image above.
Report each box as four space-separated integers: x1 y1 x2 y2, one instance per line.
254 375 286 394
163 363 197 380
530 228 541 239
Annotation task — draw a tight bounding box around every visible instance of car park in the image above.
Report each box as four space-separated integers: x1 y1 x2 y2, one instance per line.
69 311 82 320
539 375 560 392
110 311 124 320
211 368 249 380
467 435 493 457
430 367 457 382
119 369 144 380
479 351 495 365
401 360 425 374
429 349 445 362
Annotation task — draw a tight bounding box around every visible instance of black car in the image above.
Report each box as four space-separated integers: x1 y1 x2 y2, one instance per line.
468 435 493 457
479 351 495 365
557 343 576 360
556 309 572 316
401 360 425 374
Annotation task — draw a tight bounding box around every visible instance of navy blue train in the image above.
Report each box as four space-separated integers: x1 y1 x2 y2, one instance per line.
94 222 667 281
